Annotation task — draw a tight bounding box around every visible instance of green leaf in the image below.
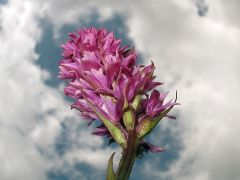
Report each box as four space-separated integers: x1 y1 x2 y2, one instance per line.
137 107 174 139
81 90 127 148
137 91 178 139
106 153 116 180
96 111 127 148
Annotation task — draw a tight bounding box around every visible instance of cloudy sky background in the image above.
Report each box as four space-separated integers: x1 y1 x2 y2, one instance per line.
1 0 240 179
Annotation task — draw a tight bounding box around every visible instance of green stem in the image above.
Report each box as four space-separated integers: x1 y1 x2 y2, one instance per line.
116 130 138 180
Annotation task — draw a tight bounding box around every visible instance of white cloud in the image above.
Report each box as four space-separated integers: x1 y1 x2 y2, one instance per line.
40 0 240 179
123 1 240 180
0 1 49 179
1 0 240 179
0 0 118 179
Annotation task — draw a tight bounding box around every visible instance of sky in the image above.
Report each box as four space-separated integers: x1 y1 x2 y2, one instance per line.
0 0 240 180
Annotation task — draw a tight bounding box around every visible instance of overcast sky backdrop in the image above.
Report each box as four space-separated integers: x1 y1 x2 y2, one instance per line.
1 0 240 180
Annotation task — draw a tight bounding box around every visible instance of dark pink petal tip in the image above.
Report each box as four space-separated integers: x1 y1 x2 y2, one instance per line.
141 142 166 153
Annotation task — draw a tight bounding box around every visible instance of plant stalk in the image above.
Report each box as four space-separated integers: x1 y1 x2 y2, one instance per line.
116 129 138 180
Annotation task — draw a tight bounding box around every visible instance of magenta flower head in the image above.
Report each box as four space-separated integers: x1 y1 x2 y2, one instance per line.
59 27 179 180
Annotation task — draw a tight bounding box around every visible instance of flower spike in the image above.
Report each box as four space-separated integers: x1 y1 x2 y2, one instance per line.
58 27 179 180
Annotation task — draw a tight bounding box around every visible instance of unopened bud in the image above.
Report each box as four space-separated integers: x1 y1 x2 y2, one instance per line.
123 110 135 130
